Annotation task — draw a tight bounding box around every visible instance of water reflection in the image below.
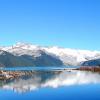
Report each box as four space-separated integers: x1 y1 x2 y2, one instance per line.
1 70 100 93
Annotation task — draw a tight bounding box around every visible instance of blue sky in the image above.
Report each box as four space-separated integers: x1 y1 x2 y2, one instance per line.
0 0 100 50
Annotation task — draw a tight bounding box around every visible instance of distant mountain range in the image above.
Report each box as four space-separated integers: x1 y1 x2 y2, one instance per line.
0 42 100 67
82 59 100 66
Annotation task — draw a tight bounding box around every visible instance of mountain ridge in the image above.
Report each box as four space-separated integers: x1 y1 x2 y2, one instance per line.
0 42 100 67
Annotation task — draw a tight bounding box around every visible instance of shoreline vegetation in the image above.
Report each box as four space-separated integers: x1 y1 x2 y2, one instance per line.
0 66 100 80
76 66 100 72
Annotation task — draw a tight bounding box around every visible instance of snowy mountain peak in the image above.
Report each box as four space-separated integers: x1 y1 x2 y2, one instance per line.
0 42 100 66
12 42 39 49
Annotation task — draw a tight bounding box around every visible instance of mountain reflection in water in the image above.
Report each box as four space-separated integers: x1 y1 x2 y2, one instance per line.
0 70 100 93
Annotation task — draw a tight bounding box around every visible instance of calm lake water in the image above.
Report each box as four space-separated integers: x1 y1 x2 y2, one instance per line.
0 67 100 100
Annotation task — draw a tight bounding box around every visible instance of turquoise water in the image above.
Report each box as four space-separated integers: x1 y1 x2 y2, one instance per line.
0 67 100 100
0 66 77 71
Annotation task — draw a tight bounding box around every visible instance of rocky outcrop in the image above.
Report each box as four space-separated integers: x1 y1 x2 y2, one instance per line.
0 71 26 80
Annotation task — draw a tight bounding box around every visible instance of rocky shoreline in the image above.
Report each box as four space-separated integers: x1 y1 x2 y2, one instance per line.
1 67 100 80
0 70 62 80
0 71 26 80
0 70 39 80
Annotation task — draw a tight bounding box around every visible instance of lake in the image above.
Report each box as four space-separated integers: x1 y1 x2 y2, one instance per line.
0 67 100 100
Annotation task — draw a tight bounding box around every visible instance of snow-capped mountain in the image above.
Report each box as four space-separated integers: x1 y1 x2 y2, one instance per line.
0 42 100 67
